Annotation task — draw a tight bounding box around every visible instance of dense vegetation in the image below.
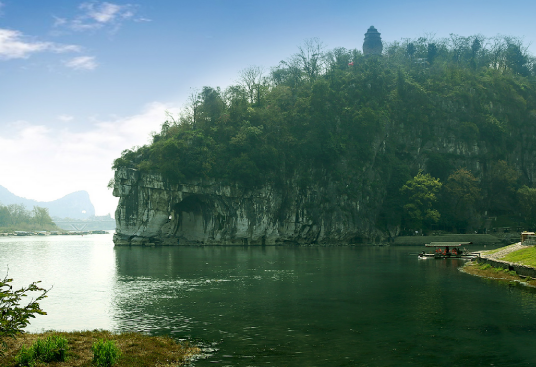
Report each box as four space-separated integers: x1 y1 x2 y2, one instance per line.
0 204 58 232
113 34 536 235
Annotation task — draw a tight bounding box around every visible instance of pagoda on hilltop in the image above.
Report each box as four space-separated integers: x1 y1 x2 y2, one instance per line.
363 26 383 56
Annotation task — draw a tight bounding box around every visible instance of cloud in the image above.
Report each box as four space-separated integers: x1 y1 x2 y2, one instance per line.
81 2 125 23
57 1 138 32
58 114 74 122
0 28 80 60
0 102 181 216
64 55 98 70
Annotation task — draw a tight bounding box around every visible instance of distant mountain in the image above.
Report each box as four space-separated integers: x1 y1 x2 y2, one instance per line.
0 185 95 219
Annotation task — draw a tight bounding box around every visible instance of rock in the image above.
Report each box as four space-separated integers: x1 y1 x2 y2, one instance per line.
112 168 382 246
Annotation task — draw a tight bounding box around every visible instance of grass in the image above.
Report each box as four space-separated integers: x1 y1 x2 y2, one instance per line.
500 246 536 267
0 330 200 367
16 334 68 365
462 262 536 286
92 339 121 367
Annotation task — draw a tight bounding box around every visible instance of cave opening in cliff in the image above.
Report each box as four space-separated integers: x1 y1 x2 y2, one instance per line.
172 195 209 242
173 195 204 215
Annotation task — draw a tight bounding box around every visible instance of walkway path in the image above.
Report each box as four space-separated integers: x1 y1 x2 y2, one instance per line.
481 242 527 260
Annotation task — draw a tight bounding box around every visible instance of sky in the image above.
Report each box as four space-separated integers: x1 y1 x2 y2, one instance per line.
1 0 535 217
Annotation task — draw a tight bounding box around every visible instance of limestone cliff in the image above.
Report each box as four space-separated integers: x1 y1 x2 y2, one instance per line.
113 167 383 246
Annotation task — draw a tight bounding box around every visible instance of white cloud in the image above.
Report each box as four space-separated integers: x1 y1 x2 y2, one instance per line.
0 102 181 216
57 2 137 32
64 56 97 70
0 28 80 60
53 16 68 27
81 2 124 23
58 114 74 122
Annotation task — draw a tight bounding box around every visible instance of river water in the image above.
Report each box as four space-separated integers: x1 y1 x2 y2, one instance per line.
2 234 536 366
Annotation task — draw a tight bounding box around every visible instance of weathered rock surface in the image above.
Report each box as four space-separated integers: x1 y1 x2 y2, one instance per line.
112 167 384 246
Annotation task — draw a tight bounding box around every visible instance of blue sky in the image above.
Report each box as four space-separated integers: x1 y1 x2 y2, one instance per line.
1 0 535 217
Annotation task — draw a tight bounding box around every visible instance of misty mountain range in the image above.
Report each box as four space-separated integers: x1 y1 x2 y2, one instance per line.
0 185 95 220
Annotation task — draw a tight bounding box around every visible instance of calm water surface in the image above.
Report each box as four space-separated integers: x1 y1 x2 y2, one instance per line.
1 234 536 366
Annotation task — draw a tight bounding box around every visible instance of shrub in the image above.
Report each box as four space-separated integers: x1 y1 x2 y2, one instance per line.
478 263 492 270
0 273 48 356
15 334 68 365
15 344 34 366
92 339 121 366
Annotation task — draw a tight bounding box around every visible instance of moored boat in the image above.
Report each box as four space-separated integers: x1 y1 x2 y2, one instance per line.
418 242 479 259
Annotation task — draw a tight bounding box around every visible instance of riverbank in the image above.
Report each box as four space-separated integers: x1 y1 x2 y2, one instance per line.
461 242 536 286
0 330 200 366
393 233 504 246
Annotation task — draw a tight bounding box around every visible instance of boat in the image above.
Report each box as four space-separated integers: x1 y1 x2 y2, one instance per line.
418 242 479 259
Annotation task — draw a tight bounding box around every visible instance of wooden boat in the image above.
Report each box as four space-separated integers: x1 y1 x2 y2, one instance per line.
418 242 478 259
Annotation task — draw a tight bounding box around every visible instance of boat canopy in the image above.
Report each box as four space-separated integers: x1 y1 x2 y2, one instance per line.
425 242 472 247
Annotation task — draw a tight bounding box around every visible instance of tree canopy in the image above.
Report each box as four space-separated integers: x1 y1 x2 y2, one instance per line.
0 204 58 232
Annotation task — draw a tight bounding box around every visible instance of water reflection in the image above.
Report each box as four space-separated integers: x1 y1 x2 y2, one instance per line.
113 246 536 366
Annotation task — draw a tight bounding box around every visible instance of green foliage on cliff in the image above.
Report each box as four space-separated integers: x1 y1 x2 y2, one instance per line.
400 172 442 229
113 34 536 234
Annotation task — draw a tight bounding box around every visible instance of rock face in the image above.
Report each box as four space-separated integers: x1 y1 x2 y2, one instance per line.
113 167 384 246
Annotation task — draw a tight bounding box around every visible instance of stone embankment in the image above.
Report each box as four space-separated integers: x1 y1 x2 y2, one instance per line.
477 243 536 278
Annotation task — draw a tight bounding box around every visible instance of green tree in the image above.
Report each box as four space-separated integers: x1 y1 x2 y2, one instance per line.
506 42 529 76
406 42 416 60
0 274 48 356
427 43 438 65
0 206 10 227
400 171 442 230
444 168 481 232
6 204 29 226
484 160 520 215
32 206 54 227
517 185 536 227
239 65 266 105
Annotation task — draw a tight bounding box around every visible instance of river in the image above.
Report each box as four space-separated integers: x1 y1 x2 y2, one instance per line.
1 234 536 366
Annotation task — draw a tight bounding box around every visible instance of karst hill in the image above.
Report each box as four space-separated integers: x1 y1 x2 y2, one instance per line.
111 29 536 246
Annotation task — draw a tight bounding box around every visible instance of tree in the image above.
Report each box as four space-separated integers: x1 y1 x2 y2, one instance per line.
6 204 29 226
32 206 54 227
427 43 438 65
484 160 520 215
444 168 481 231
295 38 325 83
0 206 10 227
406 42 416 60
506 41 529 76
239 65 265 104
517 185 536 227
0 274 48 356
400 171 442 230
470 37 482 69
